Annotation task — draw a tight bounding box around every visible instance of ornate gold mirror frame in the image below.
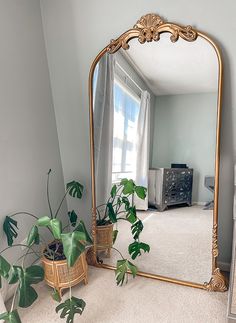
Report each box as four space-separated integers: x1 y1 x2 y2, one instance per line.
88 13 228 292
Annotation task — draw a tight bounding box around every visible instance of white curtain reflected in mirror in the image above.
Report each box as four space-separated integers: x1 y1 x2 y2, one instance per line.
93 34 218 284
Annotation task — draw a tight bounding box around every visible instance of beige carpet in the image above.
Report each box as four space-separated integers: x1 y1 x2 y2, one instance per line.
100 205 212 283
16 266 228 323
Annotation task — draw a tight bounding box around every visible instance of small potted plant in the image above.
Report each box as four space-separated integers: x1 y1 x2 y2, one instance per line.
0 170 93 323
96 178 150 285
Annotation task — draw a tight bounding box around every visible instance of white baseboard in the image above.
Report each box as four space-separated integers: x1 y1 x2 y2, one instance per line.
192 202 206 206
218 261 231 272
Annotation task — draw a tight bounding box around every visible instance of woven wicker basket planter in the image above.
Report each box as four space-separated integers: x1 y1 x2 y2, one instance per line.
96 223 113 257
41 252 88 297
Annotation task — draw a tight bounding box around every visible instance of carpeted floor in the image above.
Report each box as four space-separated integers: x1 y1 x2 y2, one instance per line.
15 205 228 323
17 266 228 323
100 205 212 283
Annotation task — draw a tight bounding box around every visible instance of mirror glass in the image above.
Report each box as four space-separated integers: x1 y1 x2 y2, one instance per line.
92 33 218 283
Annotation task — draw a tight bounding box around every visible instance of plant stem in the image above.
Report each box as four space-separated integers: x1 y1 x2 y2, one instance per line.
9 212 39 220
96 208 101 221
0 244 40 258
111 247 124 259
54 187 70 218
22 248 30 268
66 265 72 300
47 169 53 219
10 285 18 312
31 256 41 266
15 251 36 263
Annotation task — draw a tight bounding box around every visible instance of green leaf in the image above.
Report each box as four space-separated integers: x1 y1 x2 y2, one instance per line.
50 219 62 239
68 210 77 227
8 266 20 285
110 184 117 198
61 232 86 267
67 181 84 199
37 216 51 227
51 289 61 303
135 186 147 200
0 255 11 287
74 220 93 244
37 217 62 240
126 206 137 224
122 179 135 195
0 310 22 323
3 216 18 246
107 203 117 223
56 297 86 322
115 259 137 286
27 226 39 246
15 265 44 308
126 261 137 278
131 220 144 240
112 230 118 244
121 197 130 210
128 241 150 260
120 178 128 186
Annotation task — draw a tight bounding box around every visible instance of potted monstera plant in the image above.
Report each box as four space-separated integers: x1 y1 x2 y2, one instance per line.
0 169 92 323
96 178 150 285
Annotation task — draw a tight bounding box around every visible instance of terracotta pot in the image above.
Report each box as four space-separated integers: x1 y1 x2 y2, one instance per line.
41 252 88 297
96 223 114 257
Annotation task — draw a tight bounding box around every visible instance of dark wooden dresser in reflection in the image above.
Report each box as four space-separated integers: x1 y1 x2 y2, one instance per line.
148 168 193 211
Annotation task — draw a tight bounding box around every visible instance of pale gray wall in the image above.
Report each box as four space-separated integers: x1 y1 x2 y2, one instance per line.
151 92 217 203
0 0 66 288
40 0 235 264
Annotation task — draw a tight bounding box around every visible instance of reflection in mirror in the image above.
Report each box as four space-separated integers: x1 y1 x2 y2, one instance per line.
93 33 218 284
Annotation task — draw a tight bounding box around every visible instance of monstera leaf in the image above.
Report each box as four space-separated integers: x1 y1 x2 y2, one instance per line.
122 179 135 195
56 297 86 323
61 231 86 267
13 265 44 308
128 241 150 260
8 266 20 285
3 216 18 246
120 178 128 186
121 196 130 211
68 210 77 227
74 220 93 244
27 226 40 246
110 184 117 198
126 206 137 224
0 255 11 288
66 181 83 199
112 230 118 244
107 203 117 223
37 216 62 240
0 310 21 323
135 186 147 200
115 259 137 286
131 220 144 240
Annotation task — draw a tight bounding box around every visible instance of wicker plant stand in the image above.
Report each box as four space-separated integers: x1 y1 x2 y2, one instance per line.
42 252 88 297
96 223 113 257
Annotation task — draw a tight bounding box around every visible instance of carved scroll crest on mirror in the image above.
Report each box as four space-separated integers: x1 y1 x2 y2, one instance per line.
88 13 228 292
108 14 198 54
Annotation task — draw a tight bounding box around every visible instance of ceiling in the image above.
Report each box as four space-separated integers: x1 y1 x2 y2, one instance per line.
123 34 218 96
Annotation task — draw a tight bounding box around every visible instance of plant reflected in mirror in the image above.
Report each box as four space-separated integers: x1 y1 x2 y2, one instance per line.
96 178 150 285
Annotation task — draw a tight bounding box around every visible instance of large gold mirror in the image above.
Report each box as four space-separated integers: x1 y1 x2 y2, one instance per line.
88 13 228 291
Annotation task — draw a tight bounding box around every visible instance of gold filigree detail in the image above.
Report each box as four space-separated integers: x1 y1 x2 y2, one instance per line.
212 224 219 258
134 13 164 43
108 13 198 54
204 268 228 292
86 207 98 266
